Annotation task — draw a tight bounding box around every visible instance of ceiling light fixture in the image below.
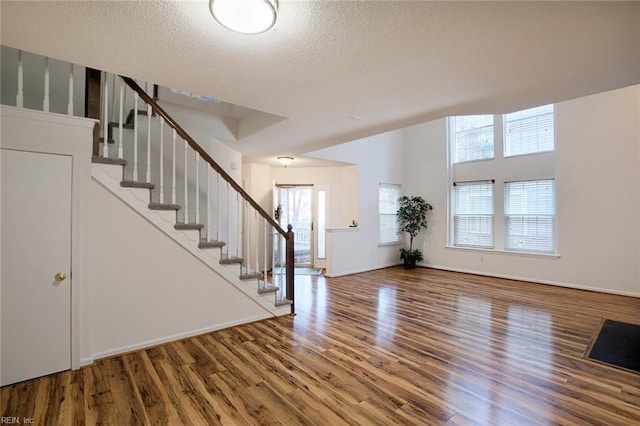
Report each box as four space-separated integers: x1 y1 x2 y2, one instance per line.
277 156 294 167
210 0 278 35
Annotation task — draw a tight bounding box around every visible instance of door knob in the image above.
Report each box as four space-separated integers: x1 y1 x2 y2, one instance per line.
55 272 67 282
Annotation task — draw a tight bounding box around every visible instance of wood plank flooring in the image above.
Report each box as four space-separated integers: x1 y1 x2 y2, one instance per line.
2 267 640 425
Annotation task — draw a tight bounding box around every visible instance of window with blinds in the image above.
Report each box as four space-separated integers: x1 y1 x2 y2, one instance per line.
452 115 494 163
379 183 401 244
504 104 554 157
505 179 555 253
453 181 494 248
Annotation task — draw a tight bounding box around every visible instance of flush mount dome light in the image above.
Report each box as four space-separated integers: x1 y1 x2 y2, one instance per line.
277 156 293 167
210 0 278 34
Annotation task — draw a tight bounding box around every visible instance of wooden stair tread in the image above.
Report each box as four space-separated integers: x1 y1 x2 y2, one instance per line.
148 202 180 211
174 223 204 230
219 257 244 265
240 272 261 280
198 241 226 249
274 299 293 307
121 181 154 189
258 285 279 294
92 156 127 166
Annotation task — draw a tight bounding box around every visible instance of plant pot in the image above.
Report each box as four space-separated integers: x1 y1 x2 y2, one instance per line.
403 258 417 269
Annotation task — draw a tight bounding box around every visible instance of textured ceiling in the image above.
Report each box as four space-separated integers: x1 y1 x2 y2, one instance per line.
1 1 639 165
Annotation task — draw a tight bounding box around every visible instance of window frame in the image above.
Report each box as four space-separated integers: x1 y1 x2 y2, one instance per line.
504 179 556 254
503 104 555 158
452 180 495 249
378 183 402 246
450 115 495 164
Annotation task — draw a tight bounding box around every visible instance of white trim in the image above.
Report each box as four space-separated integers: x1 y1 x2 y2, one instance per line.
445 245 560 259
1 105 96 371
89 313 271 361
325 261 402 278
421 263 640 298
326 227 359 233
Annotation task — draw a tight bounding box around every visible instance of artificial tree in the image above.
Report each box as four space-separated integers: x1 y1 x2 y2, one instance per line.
397 196 433 268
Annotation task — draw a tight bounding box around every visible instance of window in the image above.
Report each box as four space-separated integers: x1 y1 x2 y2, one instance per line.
379 183 401 244
452 115 494 163
504 104 554 157
453 181 494 248
505 180 555 253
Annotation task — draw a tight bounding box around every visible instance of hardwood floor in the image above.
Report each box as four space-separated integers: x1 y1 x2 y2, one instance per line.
2 267 639 425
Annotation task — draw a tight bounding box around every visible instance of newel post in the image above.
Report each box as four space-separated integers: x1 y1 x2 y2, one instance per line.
286 224 295 314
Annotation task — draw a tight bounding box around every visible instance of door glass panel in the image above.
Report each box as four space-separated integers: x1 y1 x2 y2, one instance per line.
279 186 313 266
317 190 326 259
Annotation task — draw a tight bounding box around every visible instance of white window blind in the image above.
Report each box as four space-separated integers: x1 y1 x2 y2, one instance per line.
379 183 401 244
505 179 555 253
504 104 554 157
453 181 494 248
452 115 494 163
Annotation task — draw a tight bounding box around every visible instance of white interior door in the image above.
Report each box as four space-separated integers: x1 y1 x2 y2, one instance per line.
1 149 72 386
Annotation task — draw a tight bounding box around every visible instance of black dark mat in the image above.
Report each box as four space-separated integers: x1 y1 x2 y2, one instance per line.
587 320 640 373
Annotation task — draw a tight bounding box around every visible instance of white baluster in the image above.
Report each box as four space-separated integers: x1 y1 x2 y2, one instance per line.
245 200 250 269
43 57 50 112
237 192 241 258
171 129 177 204
195 153 200 225
118 80 124 159
227 182 231 257
133 93 139 180
67 63 74 115
272 225 276 286
216 173 221 241
146 103 152 182
206 167 211 242
255 210 259 275
102 73 109 157
184 139 189 223
159 117 165 204
110 74 116 123
16 50 23 108
263 217 268 287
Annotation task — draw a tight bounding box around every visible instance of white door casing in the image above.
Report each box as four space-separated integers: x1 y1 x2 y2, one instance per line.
1 149 72 386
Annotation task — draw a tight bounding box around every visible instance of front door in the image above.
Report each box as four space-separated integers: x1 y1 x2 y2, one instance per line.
277 185 313 267
1 149 72 386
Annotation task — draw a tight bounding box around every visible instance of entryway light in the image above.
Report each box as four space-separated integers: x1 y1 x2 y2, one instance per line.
210 0 278 34
277 156 293 167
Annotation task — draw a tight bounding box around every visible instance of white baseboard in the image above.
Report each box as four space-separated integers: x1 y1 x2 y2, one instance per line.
421 263 640 298
88 313 271 363
325 262 402 278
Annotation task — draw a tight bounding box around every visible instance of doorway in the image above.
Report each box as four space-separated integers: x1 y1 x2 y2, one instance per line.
1 149 72 386
276 185 313 267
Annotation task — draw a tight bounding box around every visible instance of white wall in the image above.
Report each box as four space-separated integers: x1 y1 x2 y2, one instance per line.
403 84 640 297
308 130 406 275
87 179 272 360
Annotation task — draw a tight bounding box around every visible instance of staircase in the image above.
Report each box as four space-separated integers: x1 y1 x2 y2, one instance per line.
3 46 295 317
93 76 295 315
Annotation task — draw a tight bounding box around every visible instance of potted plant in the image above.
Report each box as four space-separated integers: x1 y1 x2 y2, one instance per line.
397 196 433 269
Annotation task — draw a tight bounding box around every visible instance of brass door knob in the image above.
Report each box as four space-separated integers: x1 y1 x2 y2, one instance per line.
55 272 67 282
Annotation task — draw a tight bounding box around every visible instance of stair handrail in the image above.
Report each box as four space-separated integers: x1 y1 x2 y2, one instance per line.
122 76 287 238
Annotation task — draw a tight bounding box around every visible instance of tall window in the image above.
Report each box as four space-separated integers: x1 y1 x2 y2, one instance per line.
379 183 401 244
452 115 494 163
453 181 494 248
504 104 554 157
505 180 555 253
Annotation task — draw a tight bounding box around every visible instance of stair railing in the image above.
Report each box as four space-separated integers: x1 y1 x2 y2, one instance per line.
1 45 295 312
111 76 295 311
